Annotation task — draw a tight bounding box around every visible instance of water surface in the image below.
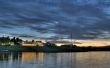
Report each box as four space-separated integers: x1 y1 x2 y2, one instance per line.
0 52 110 68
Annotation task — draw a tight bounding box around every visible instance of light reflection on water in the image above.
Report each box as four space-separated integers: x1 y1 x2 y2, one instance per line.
0 52 110 68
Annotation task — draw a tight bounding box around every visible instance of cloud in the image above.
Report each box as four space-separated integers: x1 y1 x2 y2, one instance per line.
0 0 110 39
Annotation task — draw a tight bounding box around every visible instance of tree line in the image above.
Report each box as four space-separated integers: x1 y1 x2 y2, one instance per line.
0 36 22 46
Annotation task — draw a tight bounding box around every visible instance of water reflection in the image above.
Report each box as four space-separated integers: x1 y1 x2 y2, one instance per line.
0 52 110 68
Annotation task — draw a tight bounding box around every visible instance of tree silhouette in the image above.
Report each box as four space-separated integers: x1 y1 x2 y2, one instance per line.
0 36 11 45
11 37 22 45
0 36 23 46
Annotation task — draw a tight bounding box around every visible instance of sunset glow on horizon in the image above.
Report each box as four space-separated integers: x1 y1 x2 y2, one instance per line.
77 40 110 47
55 40 110 47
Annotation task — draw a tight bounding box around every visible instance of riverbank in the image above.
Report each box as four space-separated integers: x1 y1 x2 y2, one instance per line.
0 46 85 52
0 46 110 52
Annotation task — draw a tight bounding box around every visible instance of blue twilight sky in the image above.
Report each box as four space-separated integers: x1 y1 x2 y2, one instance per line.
0 0 110 39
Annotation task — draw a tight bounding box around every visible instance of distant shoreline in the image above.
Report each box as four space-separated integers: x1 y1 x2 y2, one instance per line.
0 46 110 52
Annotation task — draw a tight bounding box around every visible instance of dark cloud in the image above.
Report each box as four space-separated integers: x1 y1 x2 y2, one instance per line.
0 0 110 39
9 33 36 38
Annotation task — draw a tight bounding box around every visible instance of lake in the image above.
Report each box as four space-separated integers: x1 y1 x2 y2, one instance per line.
0 52 110 68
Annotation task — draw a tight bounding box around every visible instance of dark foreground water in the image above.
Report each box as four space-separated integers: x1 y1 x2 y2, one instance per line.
0 52 110 68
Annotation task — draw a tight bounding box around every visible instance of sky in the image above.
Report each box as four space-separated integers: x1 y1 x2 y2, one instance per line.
0 0 110 39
